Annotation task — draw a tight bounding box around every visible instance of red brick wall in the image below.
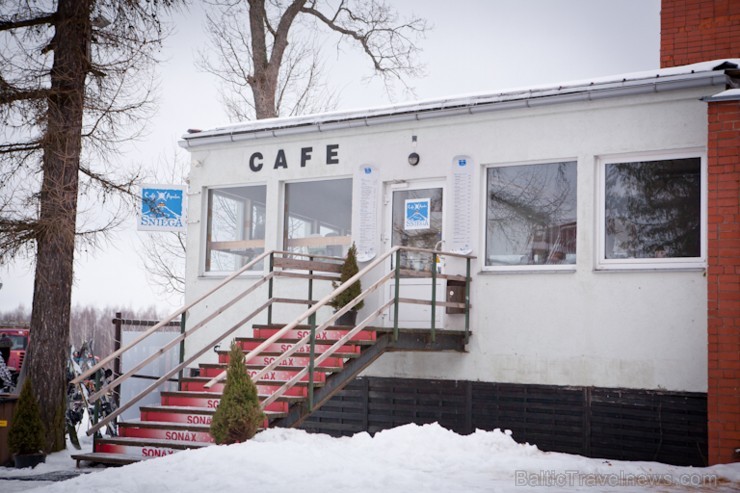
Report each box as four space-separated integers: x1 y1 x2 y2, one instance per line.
660 0 740 68
707 100 740 465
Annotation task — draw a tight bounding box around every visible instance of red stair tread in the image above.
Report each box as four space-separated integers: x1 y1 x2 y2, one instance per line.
250 351 361 359
234 349 361 357
236 340 364 353
161 390 306 402
119 419 211 431
140 404 216 414
237 336 374 346
139 404 288 419
182 376 323 387
245 364 341 371
198 364 341 378
95 436 211 449
252 327 377 341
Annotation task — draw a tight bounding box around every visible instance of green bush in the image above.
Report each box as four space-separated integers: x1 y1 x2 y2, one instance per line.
330 243 364 311
8 379 45 455
210 340 265 444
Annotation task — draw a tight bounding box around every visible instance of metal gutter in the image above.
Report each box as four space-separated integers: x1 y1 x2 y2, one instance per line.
179 69 733 149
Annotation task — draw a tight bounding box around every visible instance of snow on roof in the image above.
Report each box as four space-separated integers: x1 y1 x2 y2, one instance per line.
703 87 740 102
180 59 739 147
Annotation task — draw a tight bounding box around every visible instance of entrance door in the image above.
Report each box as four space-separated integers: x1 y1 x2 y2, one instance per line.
384 181 445 328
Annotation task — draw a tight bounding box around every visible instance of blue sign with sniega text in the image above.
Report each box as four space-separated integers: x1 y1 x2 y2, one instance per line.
404 198 430 230
138 185 186 232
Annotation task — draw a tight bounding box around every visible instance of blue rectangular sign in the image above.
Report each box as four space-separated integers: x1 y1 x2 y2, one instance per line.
138 184 187 232
404 198 431 231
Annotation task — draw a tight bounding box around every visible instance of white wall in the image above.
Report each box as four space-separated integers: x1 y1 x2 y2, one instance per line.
183 87 709 392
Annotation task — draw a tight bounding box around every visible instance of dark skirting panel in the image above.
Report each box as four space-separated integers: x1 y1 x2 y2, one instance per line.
300 377 707 467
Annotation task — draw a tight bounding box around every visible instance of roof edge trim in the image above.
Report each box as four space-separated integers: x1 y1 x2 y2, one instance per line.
179 71 730 150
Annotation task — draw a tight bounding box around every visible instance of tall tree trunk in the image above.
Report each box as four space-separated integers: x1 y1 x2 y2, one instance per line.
247 0 305 119
27 0 91 453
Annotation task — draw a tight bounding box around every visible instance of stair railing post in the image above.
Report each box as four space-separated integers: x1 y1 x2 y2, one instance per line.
431 251 437 343
465 257 471 344
178 312 186 390
393 249 401 342
307 256 315 411
307 255 314 311
267 252 275 325
113 312 122 409
93 369 101 438
307 313 316 412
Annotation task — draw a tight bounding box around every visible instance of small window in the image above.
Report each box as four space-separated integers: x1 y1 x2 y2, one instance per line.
600 156 702 267
205 185 266 272
284 179 352 257
485 161 577 268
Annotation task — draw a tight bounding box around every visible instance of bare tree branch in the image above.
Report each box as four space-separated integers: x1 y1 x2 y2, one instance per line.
200 0 427 120
0 12 57 32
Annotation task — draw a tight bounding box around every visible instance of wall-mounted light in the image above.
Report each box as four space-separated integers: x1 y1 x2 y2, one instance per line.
408 152 420 166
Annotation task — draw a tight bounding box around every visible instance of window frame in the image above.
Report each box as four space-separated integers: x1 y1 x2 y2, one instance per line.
595 149 707 271
201 182 268 277
482 159 578 273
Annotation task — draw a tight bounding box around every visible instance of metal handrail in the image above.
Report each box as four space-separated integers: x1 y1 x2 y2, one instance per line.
202 246 402 388
86 272 275 404
262 299 395 410
85 298 272 436
79 245 475 436
245 270 395 391
71 250 273 386
220 246 474 411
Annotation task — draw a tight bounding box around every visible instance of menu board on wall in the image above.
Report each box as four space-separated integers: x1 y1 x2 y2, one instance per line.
450 155 473 254
355 165 379 262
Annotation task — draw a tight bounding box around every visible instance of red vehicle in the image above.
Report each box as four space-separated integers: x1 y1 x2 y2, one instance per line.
0 327 30 373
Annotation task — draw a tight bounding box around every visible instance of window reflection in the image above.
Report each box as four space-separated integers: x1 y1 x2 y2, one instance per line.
604 158 700 259
486 162 577 266
206 186 266 272
284 179 352 257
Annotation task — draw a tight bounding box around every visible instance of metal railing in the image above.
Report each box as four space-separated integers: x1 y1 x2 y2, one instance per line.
73 246 474 436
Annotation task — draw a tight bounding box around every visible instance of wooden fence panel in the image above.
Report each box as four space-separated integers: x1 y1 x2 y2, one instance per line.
300 377 707 466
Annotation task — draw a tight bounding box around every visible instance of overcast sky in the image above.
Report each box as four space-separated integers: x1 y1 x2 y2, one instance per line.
0 0 661 314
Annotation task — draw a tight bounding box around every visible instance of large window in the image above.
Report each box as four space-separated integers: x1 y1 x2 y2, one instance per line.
284 178 352 257
485 161 577 268
205 185 266 272
601 156 702 267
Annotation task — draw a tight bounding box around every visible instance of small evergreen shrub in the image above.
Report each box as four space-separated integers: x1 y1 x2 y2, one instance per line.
210 340 265 444
330 243 364 311
8 379 45 455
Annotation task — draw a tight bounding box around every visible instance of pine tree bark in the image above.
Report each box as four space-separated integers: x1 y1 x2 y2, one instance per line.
27 0 92 453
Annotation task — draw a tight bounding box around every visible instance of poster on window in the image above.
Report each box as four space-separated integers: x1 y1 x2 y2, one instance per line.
138 184 187 232
356 165 379 262
404 198 431 230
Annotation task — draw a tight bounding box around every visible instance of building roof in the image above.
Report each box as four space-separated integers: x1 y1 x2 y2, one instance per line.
180 59 739 149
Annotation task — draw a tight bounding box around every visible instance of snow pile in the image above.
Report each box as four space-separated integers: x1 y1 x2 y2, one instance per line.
8 423 740 493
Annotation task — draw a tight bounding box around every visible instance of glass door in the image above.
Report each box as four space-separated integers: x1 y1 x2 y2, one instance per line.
385 182 445 328
391 187 444 273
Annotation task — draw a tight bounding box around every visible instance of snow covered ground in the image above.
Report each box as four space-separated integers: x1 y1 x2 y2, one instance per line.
1 423 738 493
